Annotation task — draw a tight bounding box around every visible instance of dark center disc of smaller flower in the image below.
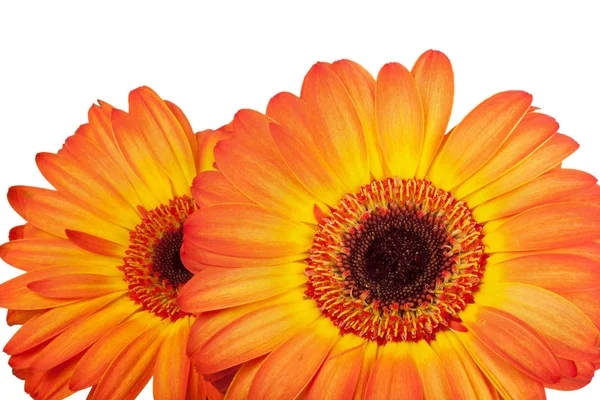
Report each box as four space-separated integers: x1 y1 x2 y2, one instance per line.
150 226 193 287
343 208 453 306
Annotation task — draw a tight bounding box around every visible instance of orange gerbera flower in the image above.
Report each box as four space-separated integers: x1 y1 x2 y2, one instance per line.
179 50 600 399
0 87 229 399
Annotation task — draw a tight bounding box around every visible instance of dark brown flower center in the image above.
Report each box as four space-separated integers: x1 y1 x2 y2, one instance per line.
151 226 193 288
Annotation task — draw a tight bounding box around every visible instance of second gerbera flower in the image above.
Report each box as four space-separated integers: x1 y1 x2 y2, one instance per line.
179 50 600 399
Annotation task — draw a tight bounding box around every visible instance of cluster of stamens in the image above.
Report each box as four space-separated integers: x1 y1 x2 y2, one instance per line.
120 196 196 320
305 178 486 343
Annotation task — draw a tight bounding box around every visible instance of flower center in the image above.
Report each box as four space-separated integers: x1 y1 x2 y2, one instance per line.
306 178 486 343
120 196 196 320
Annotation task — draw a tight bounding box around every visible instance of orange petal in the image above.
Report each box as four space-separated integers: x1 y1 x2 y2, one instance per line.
153 318 191 400
195 293 320 374
34 353 82 400
0 237 121 271
185 365 207 400
454 112 558 198
6 309 41 326
365 342 423 399
0 264 120 310
546 361 595 391
7 185 130 243
128 87 197 196
305 334 365 400
411 340 454 399
464 133 579 206
411 50 454 178
484 203 600 252
181 239 304 269
247 318 339 400
485 254 600 292
8 223 55 240
475 282 600 362
165 99 199 173
375 62 424 179
93 319 166 400
270 122 346 207
456 330 546 399
352 341 378 400
28 273 127 299
70 312 159 391
29 295 137 372
184 203 315 258
301 63 370 191
111 108 173 206
36 150 141 229
460 304 561 383
197 128 231 173
4 291 123 354
65 229 127 258
559 289 600 329
214 110 324 223
428 91 532 190
431 331 498 399
191 171 253 207
224 356 266 400
178 264 306 312
474 168 597 222
487 241 600 265
330 59 384 180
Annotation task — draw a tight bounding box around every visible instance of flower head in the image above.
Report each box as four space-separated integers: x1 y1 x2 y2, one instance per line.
0 87 228 399
180 51 600 399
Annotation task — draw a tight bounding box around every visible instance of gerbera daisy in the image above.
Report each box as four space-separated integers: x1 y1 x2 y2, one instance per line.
179 50 600 399
0 87 228 399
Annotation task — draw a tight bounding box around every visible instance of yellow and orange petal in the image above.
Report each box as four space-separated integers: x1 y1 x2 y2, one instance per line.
181 50 600 398
0 87 227 399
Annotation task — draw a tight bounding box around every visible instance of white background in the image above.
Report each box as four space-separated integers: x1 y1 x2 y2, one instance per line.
1 1 599 399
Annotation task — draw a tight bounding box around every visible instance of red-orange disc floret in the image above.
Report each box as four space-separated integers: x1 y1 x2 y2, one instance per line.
305 178 486 344
120 196 197 320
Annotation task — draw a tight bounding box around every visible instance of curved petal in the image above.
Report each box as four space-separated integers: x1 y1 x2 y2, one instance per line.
178 264 306 312
460 304 561 383
184 203 315 258
197 128 232 173
305 334 365 400
224 356 266 400
475 282 600 361
247 318 339 400
330 59 384 180
365 342 422 399
465 133 579 206
376 62 424 179
474 168 597 222
165 99 199 172
153 318 191 400
301 63 370 191
411 50 454 178
559 289 600 329
484 203 600 252
191 171 253 208
353 341 378 400
214 110 324 223
485 254 600 292
428 91 532 190
27 274 127 299
454 112 558 198
411 340 454 399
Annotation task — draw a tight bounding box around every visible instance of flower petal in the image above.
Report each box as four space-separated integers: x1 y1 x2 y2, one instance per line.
428 91 532 190
483 203 600 252
301 63 370 191
456 330 546 399
474 168 597 222
29 295 137 372
165 100 199 172
353 341 378 400
454 112 558 198
460 304 561 383
224 356 266 400
411 340 454 399
485 254 600 292
197 128 232 173
184 203 315 258
28 274 127 299
559 289 600 329
411 50 454 178
475 282 600 361
330 59 384 180
464 133 579 206
247 317 339 400
214 110 324 223
93 319 166 400
191 171 253 208
153 318 191 400
365 342 422 399
305 334 365 400
376 62 424 179
178 264 306 312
